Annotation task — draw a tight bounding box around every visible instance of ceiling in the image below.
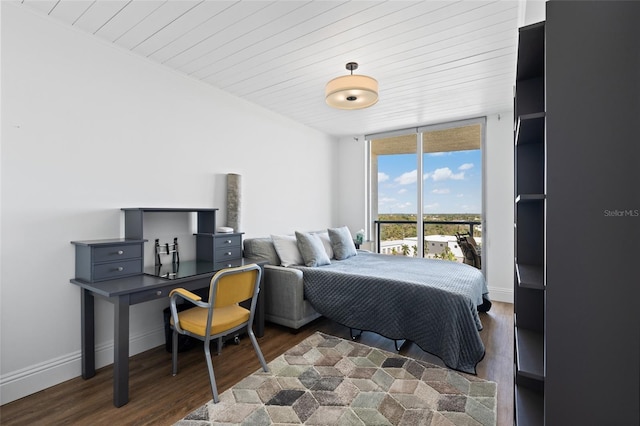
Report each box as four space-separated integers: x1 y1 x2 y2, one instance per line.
17 0 523 138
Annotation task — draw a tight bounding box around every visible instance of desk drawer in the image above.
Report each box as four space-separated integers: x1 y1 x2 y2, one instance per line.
93 244 142 262
215 246 242 262
73 239 145 282
93 259 142 281
214 258 245 270
129 276 212 305
213 234 242 249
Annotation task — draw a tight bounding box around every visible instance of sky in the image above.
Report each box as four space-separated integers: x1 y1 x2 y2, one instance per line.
377 149 481 215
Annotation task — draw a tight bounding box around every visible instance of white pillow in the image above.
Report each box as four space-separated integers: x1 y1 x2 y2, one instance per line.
313 231 334 259
270 234 303 267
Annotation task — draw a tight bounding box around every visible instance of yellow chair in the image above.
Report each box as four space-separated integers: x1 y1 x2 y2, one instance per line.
168 263 268 403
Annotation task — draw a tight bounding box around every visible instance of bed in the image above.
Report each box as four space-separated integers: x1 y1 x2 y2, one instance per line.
293 251 489 374
243 233 490 374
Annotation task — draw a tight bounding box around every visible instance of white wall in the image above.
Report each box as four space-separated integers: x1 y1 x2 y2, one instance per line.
520 0 546 27
484 113 515 303
335 135 368 234
336 114 515 303
0 4 337 404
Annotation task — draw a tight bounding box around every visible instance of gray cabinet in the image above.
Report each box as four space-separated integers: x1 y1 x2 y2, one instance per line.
72 239 146 282
545 2 639 425
515 2 640 424
196 232 244 269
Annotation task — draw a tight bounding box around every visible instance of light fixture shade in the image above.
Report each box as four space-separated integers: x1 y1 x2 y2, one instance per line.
325 74 379 110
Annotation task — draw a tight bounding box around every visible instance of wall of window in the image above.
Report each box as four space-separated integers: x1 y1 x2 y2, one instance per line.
367 118 485 265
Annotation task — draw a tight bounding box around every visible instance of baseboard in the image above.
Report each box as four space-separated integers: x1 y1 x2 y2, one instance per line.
488 285 513 304
0 327 165 405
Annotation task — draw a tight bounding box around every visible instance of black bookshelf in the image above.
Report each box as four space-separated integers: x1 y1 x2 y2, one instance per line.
513 21 545 425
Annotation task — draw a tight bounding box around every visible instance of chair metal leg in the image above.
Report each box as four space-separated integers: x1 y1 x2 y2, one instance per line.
203 340 219 403
171 330 178 376
247 329 268 372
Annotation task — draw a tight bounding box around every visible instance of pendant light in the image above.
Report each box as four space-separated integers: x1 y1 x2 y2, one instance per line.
325 62 378 110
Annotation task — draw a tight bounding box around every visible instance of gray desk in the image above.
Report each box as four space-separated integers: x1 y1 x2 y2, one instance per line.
70 258 265 407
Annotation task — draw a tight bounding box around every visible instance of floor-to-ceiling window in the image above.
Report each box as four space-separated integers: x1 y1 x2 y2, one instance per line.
368 118 485 266
370 132 418 255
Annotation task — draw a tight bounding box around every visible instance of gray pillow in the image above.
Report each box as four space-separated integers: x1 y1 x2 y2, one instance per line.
328 226 357 260
295 231 331 267
243 237 280 265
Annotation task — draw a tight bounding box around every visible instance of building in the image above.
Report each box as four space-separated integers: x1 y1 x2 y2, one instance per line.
380 235 482 261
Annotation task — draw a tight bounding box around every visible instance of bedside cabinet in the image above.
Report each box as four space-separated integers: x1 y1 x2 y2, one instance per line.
72 239 146 282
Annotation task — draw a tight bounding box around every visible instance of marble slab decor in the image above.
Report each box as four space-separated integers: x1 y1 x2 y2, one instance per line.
175 332 497 425
226 173 241 232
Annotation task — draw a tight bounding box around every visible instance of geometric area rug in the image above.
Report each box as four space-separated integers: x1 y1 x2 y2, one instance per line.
174 332 497 425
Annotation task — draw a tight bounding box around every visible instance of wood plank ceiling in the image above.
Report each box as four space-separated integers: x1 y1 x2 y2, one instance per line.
17 0 522 137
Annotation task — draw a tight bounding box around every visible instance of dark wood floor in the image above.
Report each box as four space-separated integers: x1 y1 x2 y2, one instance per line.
0 302 513 426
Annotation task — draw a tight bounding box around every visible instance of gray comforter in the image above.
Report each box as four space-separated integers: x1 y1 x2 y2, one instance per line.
294 251 489 374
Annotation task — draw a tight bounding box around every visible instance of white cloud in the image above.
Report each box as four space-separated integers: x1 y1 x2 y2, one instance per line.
398 188 407 194
378 172 389 183
432 188 450 194
424 202 440 210
431 167 464 181
394 169 417 185
459 163 474 171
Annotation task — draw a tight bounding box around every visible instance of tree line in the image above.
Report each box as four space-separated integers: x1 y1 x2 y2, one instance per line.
376 213 482 241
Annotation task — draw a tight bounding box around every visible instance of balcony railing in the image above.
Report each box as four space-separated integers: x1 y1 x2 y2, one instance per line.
373 220 481 254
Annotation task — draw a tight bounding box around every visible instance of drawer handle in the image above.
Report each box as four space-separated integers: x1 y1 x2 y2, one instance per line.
156 290 162 296
227 264 232 267
116 266 124 272
226 251 232 256
117 250 124 255
226 240 232 244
